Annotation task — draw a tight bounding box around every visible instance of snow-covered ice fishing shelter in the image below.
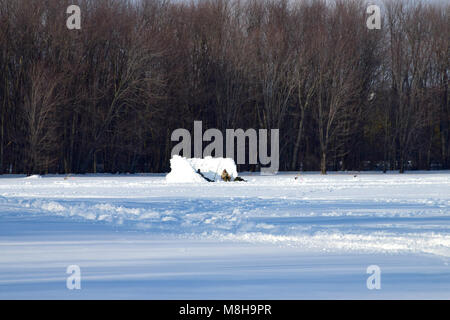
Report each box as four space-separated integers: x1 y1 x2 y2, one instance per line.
166 155 238 183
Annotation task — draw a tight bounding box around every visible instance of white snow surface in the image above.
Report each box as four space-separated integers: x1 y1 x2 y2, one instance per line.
166 156 238 183
0 171 449 299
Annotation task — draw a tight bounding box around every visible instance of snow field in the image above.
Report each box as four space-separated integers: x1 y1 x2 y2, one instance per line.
0 171 449 298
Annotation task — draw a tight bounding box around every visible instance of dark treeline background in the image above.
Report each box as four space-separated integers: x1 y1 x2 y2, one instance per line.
0 0 448 174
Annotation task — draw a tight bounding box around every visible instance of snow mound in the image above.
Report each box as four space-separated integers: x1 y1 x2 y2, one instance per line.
188 156 238 181
25 175 41 179
165 156 206 183
166 156 238 183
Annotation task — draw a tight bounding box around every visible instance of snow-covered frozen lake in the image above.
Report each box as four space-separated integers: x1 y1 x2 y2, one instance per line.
0 172 449 299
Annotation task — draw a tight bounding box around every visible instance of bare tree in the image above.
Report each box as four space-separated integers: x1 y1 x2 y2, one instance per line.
22 64 64 174
0 0 447 174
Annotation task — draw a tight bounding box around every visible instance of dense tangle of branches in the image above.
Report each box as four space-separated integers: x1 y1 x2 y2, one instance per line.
0 0 448 174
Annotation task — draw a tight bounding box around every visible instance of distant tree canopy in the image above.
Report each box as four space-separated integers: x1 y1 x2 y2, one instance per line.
0 0 448 174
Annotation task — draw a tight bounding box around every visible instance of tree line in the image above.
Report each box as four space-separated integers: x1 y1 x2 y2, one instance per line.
0 0 448 174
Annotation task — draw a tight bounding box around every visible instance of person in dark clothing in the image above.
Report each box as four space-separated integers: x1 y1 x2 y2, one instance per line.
222 169 246 182
221 169 232 182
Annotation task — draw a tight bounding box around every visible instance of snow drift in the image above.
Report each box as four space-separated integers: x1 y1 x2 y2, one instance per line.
166 155 238 183
165 156 205 183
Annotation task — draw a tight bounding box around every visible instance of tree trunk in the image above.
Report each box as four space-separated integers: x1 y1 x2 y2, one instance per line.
291 112 305 171
321 152 327 174
93 152 97 174
399 155 405 173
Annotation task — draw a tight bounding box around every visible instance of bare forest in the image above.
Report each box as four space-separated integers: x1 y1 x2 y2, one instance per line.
0 0 448 174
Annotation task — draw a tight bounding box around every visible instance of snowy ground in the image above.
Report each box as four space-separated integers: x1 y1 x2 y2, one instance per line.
0 171 449 299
